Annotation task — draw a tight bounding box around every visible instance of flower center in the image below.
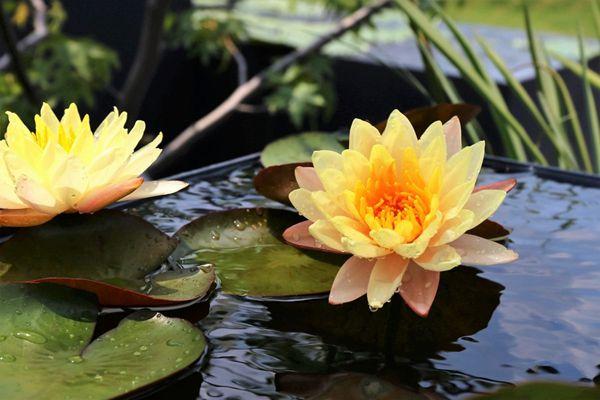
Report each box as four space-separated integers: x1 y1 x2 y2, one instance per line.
353 148 433 243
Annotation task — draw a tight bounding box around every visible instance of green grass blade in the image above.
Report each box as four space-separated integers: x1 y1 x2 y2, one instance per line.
547 69 593 172
578 30 600 172
549 51 600 89
395 0 545 163
524 5 562 132
478 36 576 167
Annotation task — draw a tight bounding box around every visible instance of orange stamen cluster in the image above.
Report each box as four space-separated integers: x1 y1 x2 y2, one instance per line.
353 148 433 243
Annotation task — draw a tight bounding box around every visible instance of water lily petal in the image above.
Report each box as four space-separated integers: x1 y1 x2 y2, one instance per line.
289 188 324 221
399 262 440 317
440 178 476 220
463 189 506 229
312 150 343 176
341 237 392 258
283 220 346 253
15 176 64 215
0 208 55 227
418 121 444 154
443 116 461 157
414 244 461 272
474 178 517 193
329 256 375 305
75 177 143 213
330 215 371 242
119 180 188 202
319 168 348 196
381 109 417 157
308 219 346 252
451 234 518 265
295 166 323 191
367 254 409 310
349 118 380 156
393 211 442 258
442 141 484 196
431 208 475 246
342 149 370 186
370 228 404 249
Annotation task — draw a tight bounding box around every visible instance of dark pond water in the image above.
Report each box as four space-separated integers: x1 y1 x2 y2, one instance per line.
127 156 600 399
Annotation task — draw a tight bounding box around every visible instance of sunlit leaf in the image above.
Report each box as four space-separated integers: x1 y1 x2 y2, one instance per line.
260 131 345 167
173 208 346 297
0 283 206 398
0 211 214 307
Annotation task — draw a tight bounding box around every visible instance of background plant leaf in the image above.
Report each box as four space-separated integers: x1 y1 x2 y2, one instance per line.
260 131 345 167
0 283 206 399
0 211 215 307
173 208 347 297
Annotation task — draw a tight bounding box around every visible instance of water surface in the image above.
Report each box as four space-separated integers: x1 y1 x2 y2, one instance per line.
128 158 600 399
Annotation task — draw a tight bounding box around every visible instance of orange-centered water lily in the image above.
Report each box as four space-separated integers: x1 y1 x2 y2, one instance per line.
284 110 518 316
0 103 187 227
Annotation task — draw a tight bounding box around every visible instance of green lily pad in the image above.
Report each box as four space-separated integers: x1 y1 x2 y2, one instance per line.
469 382 600 399
260 131 345 167
173 208 347 297
0 283 206 399
0 211 215 307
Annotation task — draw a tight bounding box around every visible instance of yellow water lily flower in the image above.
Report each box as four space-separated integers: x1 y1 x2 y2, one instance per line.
0 103 187 227
284 110 518 316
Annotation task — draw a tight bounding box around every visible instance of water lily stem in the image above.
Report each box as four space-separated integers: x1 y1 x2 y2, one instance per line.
148 0 393 177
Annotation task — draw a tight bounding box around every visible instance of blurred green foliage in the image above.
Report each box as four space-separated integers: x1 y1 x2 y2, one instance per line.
0 0 118 131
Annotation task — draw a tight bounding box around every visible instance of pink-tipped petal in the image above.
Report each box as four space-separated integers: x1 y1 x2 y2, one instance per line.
0 208 55 227
119 180 188 202
295 166 323 191
329 256 375 305
474 178 517 193
399 262 440 317
75 177 143 213
443 116 462 157
367 254 409 310
283 221 346 254
451 234 518 265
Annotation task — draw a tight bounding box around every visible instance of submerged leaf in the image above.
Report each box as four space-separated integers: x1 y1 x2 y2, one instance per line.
260 132 345 167
173 208 346 297
0 283 206 399
0 211 214 306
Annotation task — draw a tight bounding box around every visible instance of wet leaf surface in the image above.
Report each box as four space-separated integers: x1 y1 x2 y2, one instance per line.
0 211 214 307
260 131 345 167
265 266 503 358
173 208 347 297
0 283 206 399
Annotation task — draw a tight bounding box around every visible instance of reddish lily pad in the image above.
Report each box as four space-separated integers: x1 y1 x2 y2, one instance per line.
0 211 215 307
375 103 481 133
0 283 206 399
254 162 312 206
173 208 347 297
